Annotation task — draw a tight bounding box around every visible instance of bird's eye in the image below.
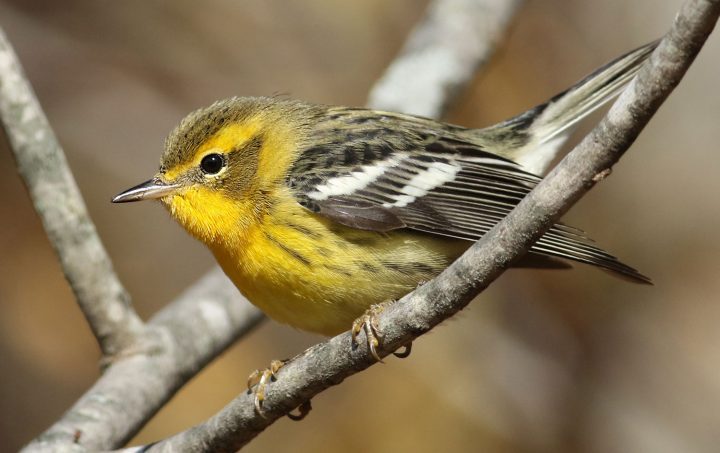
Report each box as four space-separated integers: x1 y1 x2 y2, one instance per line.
200 153 225 175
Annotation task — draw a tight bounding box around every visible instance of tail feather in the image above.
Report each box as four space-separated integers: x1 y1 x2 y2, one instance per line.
475 40 658 174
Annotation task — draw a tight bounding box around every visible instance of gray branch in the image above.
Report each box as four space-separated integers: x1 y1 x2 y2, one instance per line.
367 0 524 117
0 29 143 356
24 268 265 452
134 0 720 451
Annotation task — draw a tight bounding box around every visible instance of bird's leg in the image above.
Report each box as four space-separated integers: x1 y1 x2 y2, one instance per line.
351 300 413 361
247 359 286 416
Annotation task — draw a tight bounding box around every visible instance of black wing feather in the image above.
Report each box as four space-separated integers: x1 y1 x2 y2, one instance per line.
289 111 649 283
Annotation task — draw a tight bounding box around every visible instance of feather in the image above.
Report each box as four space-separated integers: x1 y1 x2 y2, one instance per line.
287 43 657 284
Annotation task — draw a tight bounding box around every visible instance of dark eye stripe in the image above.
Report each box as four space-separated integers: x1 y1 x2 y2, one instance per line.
228 134 264 156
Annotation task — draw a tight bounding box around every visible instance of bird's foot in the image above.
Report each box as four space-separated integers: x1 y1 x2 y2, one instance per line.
351 301 413 362
247 359 286 416
247 360 313 420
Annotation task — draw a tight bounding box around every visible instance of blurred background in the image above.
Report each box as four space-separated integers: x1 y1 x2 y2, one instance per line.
1 0 719 452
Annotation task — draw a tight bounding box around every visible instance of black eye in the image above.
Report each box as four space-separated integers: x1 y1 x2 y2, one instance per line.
200 153 225 175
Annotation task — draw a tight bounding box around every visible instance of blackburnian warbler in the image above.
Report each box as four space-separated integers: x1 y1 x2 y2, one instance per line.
113 43 654 343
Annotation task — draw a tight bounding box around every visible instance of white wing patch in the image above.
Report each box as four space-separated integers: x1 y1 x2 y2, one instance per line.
383 160 460 208
516 134 568 175
307 154 406 201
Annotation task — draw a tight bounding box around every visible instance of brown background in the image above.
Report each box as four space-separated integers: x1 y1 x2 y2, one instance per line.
1 1 719 452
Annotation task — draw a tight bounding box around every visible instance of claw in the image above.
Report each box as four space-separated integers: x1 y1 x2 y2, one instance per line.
247 359 286 416
393 342 412 358
287 400 312 421
352 301 402 362
352 302 416 361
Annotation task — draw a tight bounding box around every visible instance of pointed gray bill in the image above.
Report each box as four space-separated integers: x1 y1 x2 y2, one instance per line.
112 178 180 203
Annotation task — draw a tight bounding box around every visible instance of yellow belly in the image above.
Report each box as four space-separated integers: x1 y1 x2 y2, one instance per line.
211 210 464 336
166 185 465 336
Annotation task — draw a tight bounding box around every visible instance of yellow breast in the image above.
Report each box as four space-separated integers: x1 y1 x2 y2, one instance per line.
191 191 460 335
223 203 464 334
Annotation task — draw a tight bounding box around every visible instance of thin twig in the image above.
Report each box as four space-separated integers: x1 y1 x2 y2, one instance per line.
368 0 524 117
134 0 719 451
0 29 143 356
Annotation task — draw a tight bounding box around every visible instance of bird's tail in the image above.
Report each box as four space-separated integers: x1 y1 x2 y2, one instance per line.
473 40 658 175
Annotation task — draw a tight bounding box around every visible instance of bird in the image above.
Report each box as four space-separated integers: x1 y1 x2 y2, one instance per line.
113 41 654 406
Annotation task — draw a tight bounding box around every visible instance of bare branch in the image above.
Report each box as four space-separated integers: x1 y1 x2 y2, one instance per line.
0 28 143 356
135 0 719 451
23 268 264 452
368 0 524 117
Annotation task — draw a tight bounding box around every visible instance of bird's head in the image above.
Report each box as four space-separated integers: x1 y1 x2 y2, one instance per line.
112 97 313 244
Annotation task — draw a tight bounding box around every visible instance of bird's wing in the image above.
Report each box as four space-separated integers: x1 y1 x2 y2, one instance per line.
288 119 649 283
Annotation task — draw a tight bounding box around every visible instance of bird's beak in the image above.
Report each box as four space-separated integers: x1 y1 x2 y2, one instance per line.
112 178 181 203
